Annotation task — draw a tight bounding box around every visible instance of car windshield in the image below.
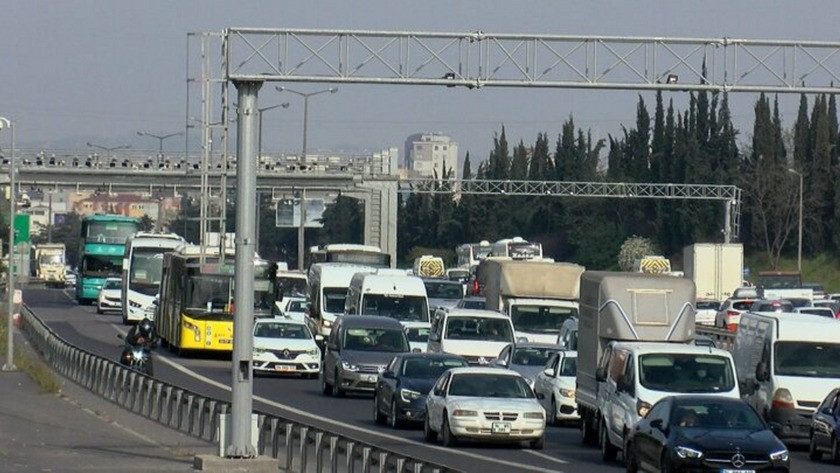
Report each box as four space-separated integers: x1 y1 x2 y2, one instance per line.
510 305 577 334
558 356 577 376
639 354 735 393
323 288 347 314
671 401 765 430
405 327 429 343
775 342 840 378
424 281 463 299
343 328 408 352
402 357 467 378
361 295 429 322
448 373 534 398
445 317 513 342
104 280 122 290
254 322 310 339
285 299 307 312
511 347 557 367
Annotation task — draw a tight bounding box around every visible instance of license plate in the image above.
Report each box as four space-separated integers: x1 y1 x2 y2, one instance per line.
720 470 755 473
491 422 511 434
218 338 232 344
274 365 295 372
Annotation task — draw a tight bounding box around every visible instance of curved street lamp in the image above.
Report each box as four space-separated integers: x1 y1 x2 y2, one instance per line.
86 141 131 155
137 131 184 164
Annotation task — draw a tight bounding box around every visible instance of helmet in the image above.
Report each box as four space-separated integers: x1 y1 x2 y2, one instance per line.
139 318 154 337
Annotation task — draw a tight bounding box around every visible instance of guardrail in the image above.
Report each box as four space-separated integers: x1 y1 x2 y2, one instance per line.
695 325 736 351
19 304 457 473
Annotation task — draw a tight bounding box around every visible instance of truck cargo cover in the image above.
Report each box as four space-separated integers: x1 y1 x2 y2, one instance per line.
482 260 585 299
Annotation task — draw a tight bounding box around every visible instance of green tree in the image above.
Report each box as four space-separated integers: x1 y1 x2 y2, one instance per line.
318 196 364 246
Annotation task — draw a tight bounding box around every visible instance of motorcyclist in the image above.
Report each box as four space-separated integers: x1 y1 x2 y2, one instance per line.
125 317 158 349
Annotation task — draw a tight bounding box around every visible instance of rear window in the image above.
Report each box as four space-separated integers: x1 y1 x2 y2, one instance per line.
696 301 720 310
731 300 753 310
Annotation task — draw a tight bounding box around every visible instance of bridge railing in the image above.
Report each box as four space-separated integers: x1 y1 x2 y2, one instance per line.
19 304 457 473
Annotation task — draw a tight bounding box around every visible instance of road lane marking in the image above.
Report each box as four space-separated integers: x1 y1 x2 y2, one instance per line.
112 322 567 473
526 450 568 465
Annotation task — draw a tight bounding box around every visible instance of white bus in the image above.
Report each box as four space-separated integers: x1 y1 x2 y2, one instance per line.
490 237 543 260
309 244 391 268
455 241 492 268
121 232 185 324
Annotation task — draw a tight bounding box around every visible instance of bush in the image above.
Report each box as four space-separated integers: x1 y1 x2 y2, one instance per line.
618 236 659 271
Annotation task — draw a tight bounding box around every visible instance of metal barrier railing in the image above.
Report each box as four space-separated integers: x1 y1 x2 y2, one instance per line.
695 325 736 351
19 305 457 473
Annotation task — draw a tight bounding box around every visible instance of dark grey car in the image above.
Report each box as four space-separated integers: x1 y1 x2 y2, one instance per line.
320 315 410 397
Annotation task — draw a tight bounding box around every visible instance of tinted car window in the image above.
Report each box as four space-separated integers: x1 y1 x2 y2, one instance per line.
558 356 577 376
424 281 464 299
512 347 557 367
402 357 467 378
671 400 764 430
254 322 310 339
343 328 408 352
731 300 753 310
639 354 735 393
696 301 720 310
445 317 513 342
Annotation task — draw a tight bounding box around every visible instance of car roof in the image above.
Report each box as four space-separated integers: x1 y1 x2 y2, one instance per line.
446 367 523 376
255 318 305 326
392 352 467 361
511 342 565 350
440 308 509 319
336 315 405 329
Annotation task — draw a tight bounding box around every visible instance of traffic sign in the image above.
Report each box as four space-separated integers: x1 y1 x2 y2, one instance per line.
13 214 30 245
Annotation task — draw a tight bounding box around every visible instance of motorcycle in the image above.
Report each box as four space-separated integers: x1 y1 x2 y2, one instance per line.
117 334 155 377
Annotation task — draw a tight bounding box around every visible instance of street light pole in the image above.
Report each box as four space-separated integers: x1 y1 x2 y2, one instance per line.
86 142 131 155
1 117 17 372
788 168 804 273
275 86 337 269
137 131 184 166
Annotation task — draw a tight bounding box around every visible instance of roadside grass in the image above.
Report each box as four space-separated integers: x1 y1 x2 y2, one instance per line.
744 252 840 293
0 313 63 394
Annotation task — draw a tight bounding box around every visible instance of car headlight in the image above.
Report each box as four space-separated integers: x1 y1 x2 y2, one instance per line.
769 449 789 462
341 361 359 372
560 388 576 398
524 411 545 420
675 446 703 459
637 400 652 418
306 348 319 356
400 389 422 403
451 409 478 417
322 319 333 328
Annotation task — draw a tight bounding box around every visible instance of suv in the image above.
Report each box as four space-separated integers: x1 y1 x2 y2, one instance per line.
715 297 756 331
320 315 410 397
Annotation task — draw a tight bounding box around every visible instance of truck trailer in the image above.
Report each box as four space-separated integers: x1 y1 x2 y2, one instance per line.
683 243 743 302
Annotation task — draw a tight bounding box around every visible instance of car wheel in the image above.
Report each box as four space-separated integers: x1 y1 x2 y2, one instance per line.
624 439 638 473
423 414 437 442
331 370 345 398
96 305 103 314
831 435 840 464
388 397 400 429
550 397 559 426
660 451 674 473
373 394 386 425
529 435 545 450
441 415 457 447
809 432 823 461
581 415 597 445
600 418 618 462
320 370 332 396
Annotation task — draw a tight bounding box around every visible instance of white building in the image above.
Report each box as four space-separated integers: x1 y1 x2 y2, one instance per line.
405 133 458 178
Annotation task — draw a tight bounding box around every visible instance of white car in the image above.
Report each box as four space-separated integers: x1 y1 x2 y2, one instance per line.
423 367 546 449
279 296 308 322
252 318 322 378
694 300 720 326
96 277 122 314
533 350 579 425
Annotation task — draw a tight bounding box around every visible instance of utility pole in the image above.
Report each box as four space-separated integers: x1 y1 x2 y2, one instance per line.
1 117 17 372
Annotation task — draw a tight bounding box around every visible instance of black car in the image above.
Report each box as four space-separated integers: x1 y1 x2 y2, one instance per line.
373 353 468 428
809 387 840 463
625 396 789 473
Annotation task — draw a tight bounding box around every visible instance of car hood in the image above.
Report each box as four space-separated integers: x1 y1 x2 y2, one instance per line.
341 350 401 367
253 337 317 351
675 428 784 452
510 365 544 382
447 396 543 412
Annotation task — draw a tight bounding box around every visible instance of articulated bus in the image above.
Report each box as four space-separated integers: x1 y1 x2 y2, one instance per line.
309 244 391 268
76 215 141 304
156 245 273 353
455 241 492 268
120 232 185 325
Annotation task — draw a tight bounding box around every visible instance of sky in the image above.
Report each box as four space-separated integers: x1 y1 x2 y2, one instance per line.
2 1 837 168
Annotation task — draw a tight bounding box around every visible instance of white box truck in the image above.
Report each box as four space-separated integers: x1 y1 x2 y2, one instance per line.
35 243 66 287
683 243 743 303
478 259 585 343
575 271 739 462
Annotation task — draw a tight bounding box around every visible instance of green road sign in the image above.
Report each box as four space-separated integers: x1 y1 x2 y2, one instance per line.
14 213 30 245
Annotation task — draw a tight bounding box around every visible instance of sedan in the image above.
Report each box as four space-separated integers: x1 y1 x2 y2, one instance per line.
96 277 122 314
373 353 468 428
252 318 321 378
489 342 562 388
424 367 546 449
625 396 789 473
533 350 579 425
809 387 840 463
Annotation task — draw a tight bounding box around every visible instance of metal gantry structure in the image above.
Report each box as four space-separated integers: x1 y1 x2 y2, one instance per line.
191 27 840 459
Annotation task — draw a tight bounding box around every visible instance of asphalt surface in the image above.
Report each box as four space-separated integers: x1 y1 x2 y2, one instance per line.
22 286 840 473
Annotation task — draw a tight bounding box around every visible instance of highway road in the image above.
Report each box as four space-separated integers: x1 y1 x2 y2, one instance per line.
24 287 834 473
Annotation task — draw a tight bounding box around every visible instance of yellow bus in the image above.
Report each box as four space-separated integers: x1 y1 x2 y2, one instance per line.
157 245 273 353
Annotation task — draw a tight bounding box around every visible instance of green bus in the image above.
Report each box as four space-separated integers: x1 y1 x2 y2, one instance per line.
76 215 141 304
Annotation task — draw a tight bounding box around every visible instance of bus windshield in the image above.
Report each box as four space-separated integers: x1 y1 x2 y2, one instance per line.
274 275 307 299
508 242 541 259
510 305 577 334
129 249 166 296
81 254 122 277
361 295 429 322
86 221 139 244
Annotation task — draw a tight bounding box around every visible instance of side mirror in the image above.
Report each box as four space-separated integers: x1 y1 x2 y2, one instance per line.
496 359 508 367
595 367 607 382
382 370 395 379
756 362 770 382
543 368 556 377
314 334 324 342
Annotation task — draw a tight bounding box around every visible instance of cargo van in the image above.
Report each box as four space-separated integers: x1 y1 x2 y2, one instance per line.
427 307 515 365
307 263 376 339
345 270 431 352
733 311 840 443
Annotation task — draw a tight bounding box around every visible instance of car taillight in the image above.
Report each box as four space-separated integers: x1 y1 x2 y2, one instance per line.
472 279 479 295
772 388 795 409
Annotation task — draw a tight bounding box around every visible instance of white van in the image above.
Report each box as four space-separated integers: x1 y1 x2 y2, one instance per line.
427 307 515 365
733 311 840 443
307 263 376 339
345 270 431 351
597 342 740 458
